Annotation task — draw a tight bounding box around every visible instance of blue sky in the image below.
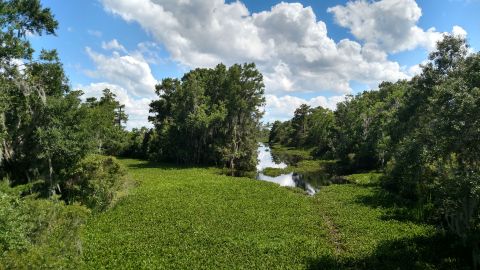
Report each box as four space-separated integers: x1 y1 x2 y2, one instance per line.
32 0 480 129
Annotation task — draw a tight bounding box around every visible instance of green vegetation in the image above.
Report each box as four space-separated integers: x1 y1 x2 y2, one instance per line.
269 105 335 159
269 143 314 162
314 184 468 269
0 181 89 269
147 63 265 172
269 35 480 264
0 0 130 197
82 159 334 269
262 160 335 177
65 155 132 212
344 173 383 186
79 159 468 269
1 0 478 268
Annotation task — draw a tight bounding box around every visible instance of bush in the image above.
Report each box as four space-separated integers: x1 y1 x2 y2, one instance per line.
0 181 89 269
65 155 127 211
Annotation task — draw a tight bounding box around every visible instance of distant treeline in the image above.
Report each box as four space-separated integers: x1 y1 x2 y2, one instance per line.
269 35 480 265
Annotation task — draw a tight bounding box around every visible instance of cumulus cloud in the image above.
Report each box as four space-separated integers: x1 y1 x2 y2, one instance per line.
101 0 409 95
85 46 157 98
452 25 467 38
101 39 127 53
328 0 467 53
77 82 152 130
82 39 160 128
263 94 345 123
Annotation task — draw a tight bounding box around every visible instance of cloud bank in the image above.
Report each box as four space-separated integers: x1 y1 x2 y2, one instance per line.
91 0 467 126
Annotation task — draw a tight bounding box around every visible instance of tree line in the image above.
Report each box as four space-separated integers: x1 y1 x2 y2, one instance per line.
269 35 480 265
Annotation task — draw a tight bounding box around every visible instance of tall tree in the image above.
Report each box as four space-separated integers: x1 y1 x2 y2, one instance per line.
149 63 265 172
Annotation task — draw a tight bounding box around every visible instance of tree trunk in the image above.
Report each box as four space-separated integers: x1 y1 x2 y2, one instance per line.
48 156 54 196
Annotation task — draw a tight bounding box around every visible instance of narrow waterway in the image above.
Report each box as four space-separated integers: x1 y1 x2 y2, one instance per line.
256 143 318 195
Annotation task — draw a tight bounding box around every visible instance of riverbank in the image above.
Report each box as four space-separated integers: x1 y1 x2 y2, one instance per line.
80 159 465 269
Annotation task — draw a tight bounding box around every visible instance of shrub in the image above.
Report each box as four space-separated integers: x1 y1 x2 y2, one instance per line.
65 154 127 211
0 181 89 269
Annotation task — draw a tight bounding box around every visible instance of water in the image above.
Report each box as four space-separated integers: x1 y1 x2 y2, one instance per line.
256 143 329 195
256 144 287 171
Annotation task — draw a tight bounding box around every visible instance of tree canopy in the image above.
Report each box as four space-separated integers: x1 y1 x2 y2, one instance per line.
148 63 265 172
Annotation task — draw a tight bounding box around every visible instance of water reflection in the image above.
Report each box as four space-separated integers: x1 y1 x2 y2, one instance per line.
256 144 287 171
256 143 320 195
257 172 317 195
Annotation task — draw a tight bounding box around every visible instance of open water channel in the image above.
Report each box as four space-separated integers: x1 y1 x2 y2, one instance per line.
256 143 341 195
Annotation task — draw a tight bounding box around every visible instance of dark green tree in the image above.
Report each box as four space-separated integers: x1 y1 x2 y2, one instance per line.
149 63 265 172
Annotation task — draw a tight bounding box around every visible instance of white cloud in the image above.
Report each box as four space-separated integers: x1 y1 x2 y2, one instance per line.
263 94 345 123
328 0 467 53
452 25 467 38
101 0 409 95
85 46 157 98
77 82 152 130
82 40 159 129
98 0 471 123
101 39 127 53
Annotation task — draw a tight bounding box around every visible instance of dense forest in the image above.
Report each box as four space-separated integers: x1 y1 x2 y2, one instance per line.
269 35 480 265
1 0 479 268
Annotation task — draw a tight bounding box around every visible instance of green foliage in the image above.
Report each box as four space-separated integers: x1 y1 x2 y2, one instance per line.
384 36 480 262
81 159 470 269
0 181 89 269
314 183 468 269
334 81 407 171
82 88 129 156
269 105 335 158
262 159 335 177
269 143 314 163
149 63 265 172
291 104 311 146
65 154 127 211
0 0 130 202
344 173 383 186
269 36 480 265
0 0 57 64
82 159 334 269
123 127 150 158
269 120 293 145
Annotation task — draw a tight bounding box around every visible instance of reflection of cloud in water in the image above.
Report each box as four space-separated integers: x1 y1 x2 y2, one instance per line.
256 143 318 195
257 173 317 195
256 143 287 171
258 172 295 186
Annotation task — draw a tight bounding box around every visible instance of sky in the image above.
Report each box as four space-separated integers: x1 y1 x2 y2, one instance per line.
31 0 480 129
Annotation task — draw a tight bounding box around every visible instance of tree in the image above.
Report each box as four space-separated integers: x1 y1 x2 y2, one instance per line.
384 35 480 264
291 104 311 147
82 89 129 156
0 0 59 184
0 0 57 65
307 106 335 158
149 63 265 172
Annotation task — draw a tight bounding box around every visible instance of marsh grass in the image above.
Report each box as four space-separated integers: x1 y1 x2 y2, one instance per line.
82 159 334 269
269 143 314 164
262 160 336 177
81 159 469 269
